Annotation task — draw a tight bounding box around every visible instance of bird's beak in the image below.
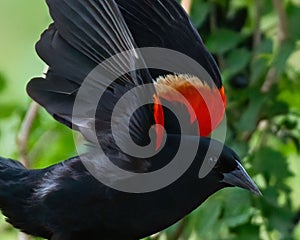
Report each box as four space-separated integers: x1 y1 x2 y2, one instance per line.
222 161 262 196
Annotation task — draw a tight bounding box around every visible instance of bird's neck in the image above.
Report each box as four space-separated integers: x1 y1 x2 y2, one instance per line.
125 135 222 237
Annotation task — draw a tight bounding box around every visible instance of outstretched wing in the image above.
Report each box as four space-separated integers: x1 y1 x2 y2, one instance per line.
116 0 226 138
27 0 225 171
117 0 222 89
27 0 156 151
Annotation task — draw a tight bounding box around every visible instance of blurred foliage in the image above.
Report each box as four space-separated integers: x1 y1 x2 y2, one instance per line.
0 0 300 240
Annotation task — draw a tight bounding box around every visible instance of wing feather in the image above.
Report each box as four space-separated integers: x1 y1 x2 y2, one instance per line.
117 0 222 88
27 0 155 150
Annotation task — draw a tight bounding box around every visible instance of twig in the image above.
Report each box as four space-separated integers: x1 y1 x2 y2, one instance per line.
253 0 263 50
272 0 289 43
261 0 289 93
181 0 192 15
16 102 40 168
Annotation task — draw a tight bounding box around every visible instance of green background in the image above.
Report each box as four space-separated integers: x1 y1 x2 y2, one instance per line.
0 0 300 239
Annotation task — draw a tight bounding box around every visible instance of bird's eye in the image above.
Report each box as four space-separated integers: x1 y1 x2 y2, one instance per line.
209 156 219 168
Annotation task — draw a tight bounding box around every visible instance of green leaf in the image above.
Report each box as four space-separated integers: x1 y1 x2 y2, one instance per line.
206 29 243 54
287 48 300 75
261 12 278 36
0 102 23 119
268 206 294 236
190 1 211 28
251 39 273 83
0 114 21 157
0 72 6 93
287 4 300 41
222 189 254 227
223 48 251 81
261 98 289 118
294 222 300 240
278 75 300 112
236 91 266 132
230 224 260 240
193 197 223 238
252 147 293 182
271 40 295 77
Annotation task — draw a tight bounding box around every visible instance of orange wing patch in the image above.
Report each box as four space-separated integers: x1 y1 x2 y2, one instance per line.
153 74 226 148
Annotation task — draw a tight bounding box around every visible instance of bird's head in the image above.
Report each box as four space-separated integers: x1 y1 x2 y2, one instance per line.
193 138 261 196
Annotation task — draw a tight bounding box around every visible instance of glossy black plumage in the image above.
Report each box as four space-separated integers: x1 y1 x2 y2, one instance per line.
0 1 260 240
116 0 222 87
0 137 258 240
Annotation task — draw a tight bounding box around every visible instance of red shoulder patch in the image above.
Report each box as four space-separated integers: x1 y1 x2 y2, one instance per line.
153 74 226 149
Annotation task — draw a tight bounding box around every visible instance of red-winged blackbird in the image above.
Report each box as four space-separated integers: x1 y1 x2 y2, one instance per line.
0 1 261 240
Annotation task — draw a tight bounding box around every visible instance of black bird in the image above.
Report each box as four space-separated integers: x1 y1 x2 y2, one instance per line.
0 0 261 240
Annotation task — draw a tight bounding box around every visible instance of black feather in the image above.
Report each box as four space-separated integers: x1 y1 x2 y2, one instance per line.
117 0 222 88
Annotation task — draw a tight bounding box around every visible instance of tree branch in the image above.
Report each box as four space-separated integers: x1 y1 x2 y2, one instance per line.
261 0 289 93
16 102 40 168
253 0 263 50
272 0 289 43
